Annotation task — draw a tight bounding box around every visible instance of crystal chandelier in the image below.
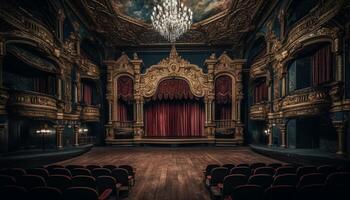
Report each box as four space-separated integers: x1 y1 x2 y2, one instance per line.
151 0 193 43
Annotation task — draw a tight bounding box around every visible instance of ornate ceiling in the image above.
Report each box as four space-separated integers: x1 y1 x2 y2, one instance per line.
79 0 268 46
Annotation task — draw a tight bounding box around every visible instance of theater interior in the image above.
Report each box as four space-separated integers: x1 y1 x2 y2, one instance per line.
0 0 350 199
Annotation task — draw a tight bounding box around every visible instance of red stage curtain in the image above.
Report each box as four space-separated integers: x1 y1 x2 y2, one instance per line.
254 80 268 104
145 100 204 137
116 76 133 122
144 78 204 137
82 83 92 105
312 44 333 86
215 75 232 120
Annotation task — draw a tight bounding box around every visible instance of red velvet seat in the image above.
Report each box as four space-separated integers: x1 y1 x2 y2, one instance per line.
96 176 120 198
0 174 16 187
297 184 329 200
63 187 110 200
47 175 72 191
317 165 336 176
232 184 264 200
230 166 251 177
45 165 65 172
221 174 248 199
326 172 350 188
29 186 63 200
92 168 112 178
268 163 283 169
222 164 235 171
248 174 273 189
264 185 296 200
65 165 84 171
275 166 296 176
86 165 101 171
272 174 298 187
102 165 117 171
26 168 49 180
251 163 266 170
296 166 317 178
17 175 46 190
111 168 130 195
71 168 91 177
0 168 26 179
0 185 27 200
204 164 220 180
72 175 97 189
237 163 250 167
50 168 72 177
208 167 228 188
119 165 135 186
297 173 325 189
254 167 276 176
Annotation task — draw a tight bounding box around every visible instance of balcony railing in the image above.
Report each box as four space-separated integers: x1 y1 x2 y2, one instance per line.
215 120 236 129
81 105 100 121
249 102 269 120
113 121 134 129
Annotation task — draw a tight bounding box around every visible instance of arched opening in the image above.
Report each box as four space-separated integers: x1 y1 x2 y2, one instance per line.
144 78 205 137
215 75 232 121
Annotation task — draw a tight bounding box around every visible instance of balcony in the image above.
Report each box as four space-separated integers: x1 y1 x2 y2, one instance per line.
80 59 100 78
249 103 269 120
250 55 268 79
81 105 100 122
281 87 330 118
7 90 57 119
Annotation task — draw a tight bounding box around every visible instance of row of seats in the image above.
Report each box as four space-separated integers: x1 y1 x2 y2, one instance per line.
0 164 135 200
204 163 350 200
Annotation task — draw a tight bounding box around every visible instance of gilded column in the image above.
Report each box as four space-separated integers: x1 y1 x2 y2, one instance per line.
268 123 273 147
279 124 287 148
334 37 343 82
333 121 345 155
55 125 64 149
74 124 80 146
131 53 143 138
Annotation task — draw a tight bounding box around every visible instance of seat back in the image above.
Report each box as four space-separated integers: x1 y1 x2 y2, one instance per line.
297 184 328 200
63 187 99 200
317 165 336 176
50 168 72 177
86 165 101 171
230 166 251 177
72 175 96 189
45 165 65 172
205 164 220 177
65 165 84 171
254 167 276 176
96 176 117 195
17 175 46 190
119 165 134 176
272 174 298 187
264 185 296 200
232 184 263 200
112 168 129 186
210 167 228 186
29 186 62 200
248 174 273 189
296 166 317 178
222 174 247 197
47 175 71 191
92 168 111 178
0 168 26 179
222 164 235 171
0 185 27 200
275 166 296 176
326 172 350 187
26 168 49 180
102 165 117 171
268 163 283 169
0 174 16 187
297 173 325 189
250 163 266 170
71 168 91 177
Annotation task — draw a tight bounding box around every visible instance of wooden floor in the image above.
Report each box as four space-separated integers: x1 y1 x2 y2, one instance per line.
56 147 282 200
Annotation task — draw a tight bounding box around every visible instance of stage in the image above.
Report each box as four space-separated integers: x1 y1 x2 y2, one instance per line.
105 137 243 146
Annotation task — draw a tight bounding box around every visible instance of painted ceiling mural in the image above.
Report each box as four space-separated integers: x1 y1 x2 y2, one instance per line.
80 0 268 46
111 0 232 23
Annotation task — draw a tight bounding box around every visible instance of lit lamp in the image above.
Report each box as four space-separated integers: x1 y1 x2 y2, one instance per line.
264 129 271 135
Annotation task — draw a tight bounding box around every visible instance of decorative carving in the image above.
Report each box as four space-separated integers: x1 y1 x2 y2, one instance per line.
140 46 209 98
81 105 100 122
249 103 269 120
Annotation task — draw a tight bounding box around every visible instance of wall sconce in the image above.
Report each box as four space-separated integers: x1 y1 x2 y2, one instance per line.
264 129 271 135
78 128 88 133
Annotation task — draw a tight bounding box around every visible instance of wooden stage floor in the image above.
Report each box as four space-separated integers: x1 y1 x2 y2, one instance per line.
56 147 283 200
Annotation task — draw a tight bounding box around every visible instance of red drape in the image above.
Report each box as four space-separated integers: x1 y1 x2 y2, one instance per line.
312 44 333 86
116 76 134 122
83 83 92 105
215 75 232 120
144 79 204 137
254 80 268 103
145 101 204 137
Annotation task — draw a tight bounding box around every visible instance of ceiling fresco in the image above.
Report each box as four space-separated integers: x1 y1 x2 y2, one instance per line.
79 0 270 46
111 0 232 23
